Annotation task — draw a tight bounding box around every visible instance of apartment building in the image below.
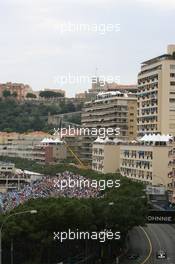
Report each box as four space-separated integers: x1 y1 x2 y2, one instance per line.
92 137 121 173
120 135 174 187
92 135 175 190
89 77 137 97
137 44 175 136
0 82 32 101
62 133 83 161
0 132 46 162
81 91 137 164
105 83 137 94
0 132 67 164
75 92 87 99
0 162 15 173
41 137 67 163
0 162 43 193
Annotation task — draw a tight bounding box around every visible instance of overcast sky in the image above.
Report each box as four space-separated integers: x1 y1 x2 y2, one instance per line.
0 0 175 97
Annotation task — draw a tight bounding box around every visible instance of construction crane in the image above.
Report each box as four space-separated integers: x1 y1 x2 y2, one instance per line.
51 120 89 170
62 139 89 170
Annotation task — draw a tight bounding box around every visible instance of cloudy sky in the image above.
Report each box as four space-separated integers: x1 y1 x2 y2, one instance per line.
0 0 174 96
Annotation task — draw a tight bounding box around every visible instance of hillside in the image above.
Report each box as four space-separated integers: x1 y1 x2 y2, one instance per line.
0 98 82 132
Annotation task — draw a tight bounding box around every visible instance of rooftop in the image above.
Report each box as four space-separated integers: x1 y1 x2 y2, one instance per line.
141 54 174 66
141 45 175 66
0 161 15 166
41 137 63 144
93 134 174 145
85 91 136 105
139 134 173 142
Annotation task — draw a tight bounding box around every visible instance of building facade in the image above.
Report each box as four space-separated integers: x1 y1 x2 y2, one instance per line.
92 138 121 173
0 82 32 101
120 139 173 187
88 77 137 98
92 135 175 191
81 91 137 164
137 45 175 136
0 132 67 164
0 162 43 193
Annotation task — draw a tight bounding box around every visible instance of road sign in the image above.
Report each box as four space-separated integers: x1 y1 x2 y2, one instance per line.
146 186 166 195
147 210 175 224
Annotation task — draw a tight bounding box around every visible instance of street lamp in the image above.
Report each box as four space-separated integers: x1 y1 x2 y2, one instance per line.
0 209 37 264
30 210 37 214
108 202 114 206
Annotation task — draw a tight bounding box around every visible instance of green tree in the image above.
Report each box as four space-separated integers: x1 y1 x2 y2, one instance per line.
0 182 147 264
2 128 13 132
0 156 148 263
39 91 63 98
3 90 11 97
26 93 37 98
0 100 82 132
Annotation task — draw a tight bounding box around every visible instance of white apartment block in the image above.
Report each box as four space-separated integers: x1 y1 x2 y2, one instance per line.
81 91 137 164
92 135 175 190
137 45 175 136
92 137 121 173
0 132 67 164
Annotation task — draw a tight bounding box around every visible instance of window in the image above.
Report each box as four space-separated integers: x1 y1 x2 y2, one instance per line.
170 65 175 69
170 81 175 86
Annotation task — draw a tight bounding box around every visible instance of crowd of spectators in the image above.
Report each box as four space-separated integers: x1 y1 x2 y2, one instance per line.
0 171 101 212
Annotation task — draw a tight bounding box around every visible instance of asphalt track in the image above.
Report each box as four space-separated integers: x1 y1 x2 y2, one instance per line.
121 224 175 264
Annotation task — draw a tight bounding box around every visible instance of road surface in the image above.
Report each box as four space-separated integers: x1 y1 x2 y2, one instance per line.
121 224 175 263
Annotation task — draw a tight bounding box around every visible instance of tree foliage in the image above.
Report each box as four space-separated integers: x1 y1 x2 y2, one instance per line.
2 90 11 97
0 99 82 132
0 157 148 263
26 93 37 98
39 91 64 98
